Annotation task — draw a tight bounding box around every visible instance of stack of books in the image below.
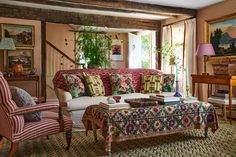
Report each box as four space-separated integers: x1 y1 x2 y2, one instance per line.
208 90 236 104
99 102 130 110
180 96 199 103
150 92 181 105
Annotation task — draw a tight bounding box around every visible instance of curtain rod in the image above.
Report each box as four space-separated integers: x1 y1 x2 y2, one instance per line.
162 17 196 27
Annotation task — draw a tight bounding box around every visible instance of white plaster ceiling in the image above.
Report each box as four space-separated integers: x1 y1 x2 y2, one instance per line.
127 0 224 9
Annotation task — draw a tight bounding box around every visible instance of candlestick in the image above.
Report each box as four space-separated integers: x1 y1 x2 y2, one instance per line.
174 80 182 97
186 67 189 87
175 64 178 81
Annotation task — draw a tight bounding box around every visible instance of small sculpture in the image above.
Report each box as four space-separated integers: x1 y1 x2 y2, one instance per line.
107 97 116 104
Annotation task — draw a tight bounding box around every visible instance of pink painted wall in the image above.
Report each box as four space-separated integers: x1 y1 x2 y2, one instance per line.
46 22 75 101
196 0 236 101
46 22 75 59
0 17 41 97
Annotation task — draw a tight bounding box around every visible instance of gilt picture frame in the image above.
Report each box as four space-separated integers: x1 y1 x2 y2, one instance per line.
205 13 236 61
2 23 35 47
7 49 34 71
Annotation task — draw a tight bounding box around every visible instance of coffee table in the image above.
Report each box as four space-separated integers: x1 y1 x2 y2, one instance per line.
82 101 218 155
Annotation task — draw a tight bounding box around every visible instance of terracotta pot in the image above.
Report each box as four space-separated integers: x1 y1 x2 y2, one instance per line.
12 64 23 74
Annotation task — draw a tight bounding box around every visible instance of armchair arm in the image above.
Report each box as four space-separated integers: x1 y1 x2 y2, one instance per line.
54 88 72 103
11 102 59 116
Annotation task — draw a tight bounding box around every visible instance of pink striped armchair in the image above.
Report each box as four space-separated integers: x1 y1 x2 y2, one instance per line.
0 72 73 157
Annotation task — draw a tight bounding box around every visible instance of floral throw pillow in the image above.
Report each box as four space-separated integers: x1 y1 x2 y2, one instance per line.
110 73 135 95
141 75 163 94
162 74 175 92
83 73 105 96
63 74 86 98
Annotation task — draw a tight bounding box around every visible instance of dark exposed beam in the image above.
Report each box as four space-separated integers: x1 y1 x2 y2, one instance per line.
0 4 160 30
12 0 196 17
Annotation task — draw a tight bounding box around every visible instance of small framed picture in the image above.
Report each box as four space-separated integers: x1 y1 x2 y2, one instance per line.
7 49 34 71
2 23 35 47
111 40 123 61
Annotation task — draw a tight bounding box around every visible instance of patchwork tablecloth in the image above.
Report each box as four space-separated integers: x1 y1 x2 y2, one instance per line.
82 102 218 153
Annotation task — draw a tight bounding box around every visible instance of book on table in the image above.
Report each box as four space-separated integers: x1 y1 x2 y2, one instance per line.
99 102 130 109
208 96 236 105
180 96 199 103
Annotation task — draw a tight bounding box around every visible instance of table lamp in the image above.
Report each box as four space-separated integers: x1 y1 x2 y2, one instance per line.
196 43 215 75
0 37 16 50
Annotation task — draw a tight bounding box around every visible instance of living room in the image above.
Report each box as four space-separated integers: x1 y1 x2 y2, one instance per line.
0 0 235 156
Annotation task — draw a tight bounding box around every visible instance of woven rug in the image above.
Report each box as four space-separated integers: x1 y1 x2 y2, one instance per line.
0 120 235 157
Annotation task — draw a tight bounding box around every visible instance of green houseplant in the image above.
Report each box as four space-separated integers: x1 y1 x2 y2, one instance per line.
75 27 112 68
157 41 176 65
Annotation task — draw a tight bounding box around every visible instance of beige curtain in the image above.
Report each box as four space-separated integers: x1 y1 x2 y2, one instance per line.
161 26 172 73
184 18 197 95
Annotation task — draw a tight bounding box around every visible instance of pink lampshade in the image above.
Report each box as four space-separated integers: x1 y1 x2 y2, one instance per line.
196 43 215 56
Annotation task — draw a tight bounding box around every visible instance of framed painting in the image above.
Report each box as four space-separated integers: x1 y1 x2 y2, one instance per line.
111 39 123 61
2 24 35 47
7 49 34 71
205 13 236 60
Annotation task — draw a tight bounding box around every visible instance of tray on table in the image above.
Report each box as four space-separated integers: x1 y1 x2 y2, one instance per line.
124 98 158 108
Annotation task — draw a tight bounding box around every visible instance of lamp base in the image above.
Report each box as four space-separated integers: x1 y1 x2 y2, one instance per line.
202 72 209 75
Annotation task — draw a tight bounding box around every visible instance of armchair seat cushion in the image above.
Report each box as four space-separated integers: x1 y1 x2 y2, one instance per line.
10 86 42 122
14 111 72 142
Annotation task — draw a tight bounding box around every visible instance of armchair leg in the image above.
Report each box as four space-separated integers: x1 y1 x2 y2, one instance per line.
65 130 72 150
8 142 19 157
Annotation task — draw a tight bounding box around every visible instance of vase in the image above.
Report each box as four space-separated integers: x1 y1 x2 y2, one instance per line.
12 64 23 74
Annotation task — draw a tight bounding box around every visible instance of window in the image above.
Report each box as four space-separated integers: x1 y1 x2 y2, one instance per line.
129 31 156 69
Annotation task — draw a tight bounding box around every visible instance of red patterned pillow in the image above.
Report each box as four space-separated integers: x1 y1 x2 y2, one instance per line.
63 74 86 98
110 73 135 95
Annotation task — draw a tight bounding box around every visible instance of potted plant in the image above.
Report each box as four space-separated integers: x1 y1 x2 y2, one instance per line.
75 27 112 68
157 41 176 65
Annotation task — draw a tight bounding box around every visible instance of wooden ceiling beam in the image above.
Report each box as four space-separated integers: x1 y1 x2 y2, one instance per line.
0 4 161 30
12 0 196 17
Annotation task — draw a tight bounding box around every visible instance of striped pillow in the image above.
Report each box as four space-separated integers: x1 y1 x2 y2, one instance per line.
83 73 105 96
141 75 163 94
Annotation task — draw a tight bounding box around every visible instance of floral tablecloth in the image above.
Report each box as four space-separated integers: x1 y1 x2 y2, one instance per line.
82 102 218 153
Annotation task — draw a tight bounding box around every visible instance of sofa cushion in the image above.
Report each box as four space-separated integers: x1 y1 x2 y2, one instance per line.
110 73 135 95
162 74 175 92
10 86 42 122
53 69 162 95
140 75 163 94
67 93 151 112
63 74 86 98
83 73 105 96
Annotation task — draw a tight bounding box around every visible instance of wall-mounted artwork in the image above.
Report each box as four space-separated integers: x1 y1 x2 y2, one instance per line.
2 24 34 47
111 39 123 61
205 13 236 59
7 49 33 71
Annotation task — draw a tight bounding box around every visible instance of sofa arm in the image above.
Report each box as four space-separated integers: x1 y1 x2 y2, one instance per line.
55 88 72 103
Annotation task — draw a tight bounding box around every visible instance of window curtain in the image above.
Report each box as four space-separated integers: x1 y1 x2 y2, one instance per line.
184 18 197 95
161 25 172 73
128 33 142 68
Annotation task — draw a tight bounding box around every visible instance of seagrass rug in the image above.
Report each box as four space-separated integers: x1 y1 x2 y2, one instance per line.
0 120 235 157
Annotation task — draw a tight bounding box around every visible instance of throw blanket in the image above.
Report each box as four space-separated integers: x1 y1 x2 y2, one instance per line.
82 102 218 141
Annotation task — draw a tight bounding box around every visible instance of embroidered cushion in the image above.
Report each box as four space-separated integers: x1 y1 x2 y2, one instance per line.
10 86 42 122
141 75 163 93
83 73 105 96
110 73 135 95
63 74 86 98
162 74 175 92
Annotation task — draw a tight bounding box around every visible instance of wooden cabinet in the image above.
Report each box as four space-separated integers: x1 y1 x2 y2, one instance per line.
5 75 40 98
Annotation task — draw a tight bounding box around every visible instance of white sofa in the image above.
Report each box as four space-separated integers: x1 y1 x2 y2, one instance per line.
53 68 162 128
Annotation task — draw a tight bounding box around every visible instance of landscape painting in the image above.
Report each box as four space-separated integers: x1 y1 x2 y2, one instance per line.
2 24 34 47
206 14 236 57
7 49 33 70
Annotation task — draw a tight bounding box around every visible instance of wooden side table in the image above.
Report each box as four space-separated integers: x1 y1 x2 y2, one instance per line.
191 74 236 124
5 75 40 99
